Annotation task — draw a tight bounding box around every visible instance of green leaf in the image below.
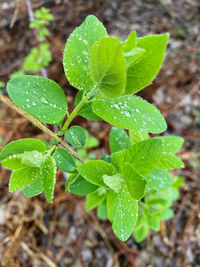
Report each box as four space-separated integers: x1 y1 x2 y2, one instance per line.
93 95 167 133
161 136 184 153
53 148 75 173
112 138 163 176
38 139 50 149
145 169 172 191
1 155 26 170
65 126 86 147
145 203 165 216
90 37 126 98
160 208 174 220
145 191 169 207
147 214 160 231
125 33 169 94
103 173 124 193
134 222 149 243
88 152 97 160
6 151 56 202
0 139 46 162
65 174 75 191
157 153 184 169
43 156 56 203
77 160 116 187
86 135 99 148
97 199 107 219
122 31 147 77
167 187 180 202
101 154 112 164
50 139 59 146
107 186 138 241
86 187 106 211
122 31 137 52
2 151 46 170
76 149 87 159
23 43 52 72
133 213 149 243
63 15 107 91
172 176 184 188
75 90 102 121
20 151 47 168
129 129 149 145
7 75 68 124
109 127 130 153
23 176 43 197
9 166 41 191
152 136 184 170
124 48 146 69
0 81 5 89
66 174 98 195
122 163 146 200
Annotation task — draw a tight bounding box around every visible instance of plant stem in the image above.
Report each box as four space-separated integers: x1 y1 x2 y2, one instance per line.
25 0 40 49
0 94 85 163
46 145 56 156
61 85 98 133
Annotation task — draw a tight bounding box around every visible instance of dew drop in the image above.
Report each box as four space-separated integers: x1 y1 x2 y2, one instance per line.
40 97 48 104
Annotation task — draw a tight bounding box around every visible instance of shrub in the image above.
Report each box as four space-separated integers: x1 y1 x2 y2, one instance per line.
0 15 184 242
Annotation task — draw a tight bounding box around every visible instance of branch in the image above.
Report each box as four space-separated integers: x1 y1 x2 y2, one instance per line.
0 94 85 163
61 84 98 132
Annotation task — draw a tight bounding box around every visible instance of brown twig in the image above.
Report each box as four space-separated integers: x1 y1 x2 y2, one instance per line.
4 220 26 266
0 94 85 163
10 0 21 28
21 242 57 267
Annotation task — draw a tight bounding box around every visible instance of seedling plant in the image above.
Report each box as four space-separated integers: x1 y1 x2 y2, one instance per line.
0 15 184 242
11 7 54 78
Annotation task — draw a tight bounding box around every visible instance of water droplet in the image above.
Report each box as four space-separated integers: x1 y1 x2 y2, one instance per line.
83 39 88 45
40 97 48 104
124 111 131 117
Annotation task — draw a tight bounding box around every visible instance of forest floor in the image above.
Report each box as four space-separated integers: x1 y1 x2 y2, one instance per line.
0 0 200 266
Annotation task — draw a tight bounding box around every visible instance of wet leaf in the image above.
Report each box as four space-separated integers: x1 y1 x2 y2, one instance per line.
7 75 68 124
93 95 167 134
63 15 107 91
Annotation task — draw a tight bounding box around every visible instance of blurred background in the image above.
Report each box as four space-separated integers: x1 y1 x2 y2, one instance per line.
0 0 200 266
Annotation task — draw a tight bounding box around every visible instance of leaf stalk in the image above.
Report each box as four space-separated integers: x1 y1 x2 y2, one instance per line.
61 84 98 133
